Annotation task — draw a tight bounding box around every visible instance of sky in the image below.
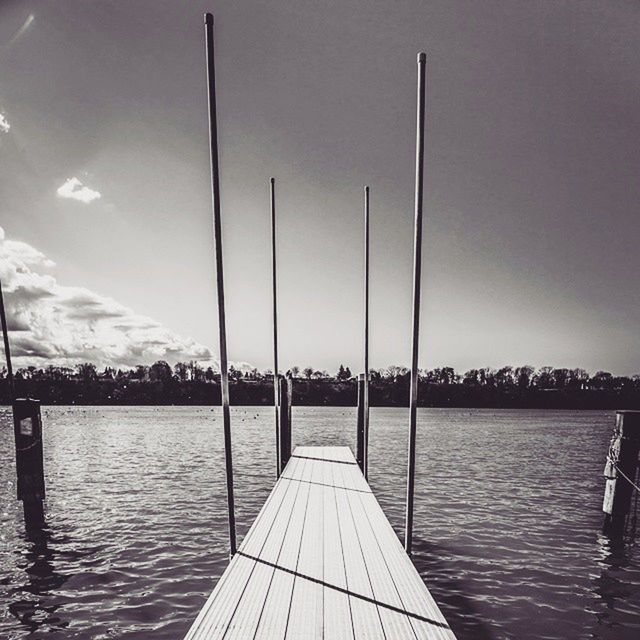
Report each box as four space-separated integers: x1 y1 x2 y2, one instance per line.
0 0 639 375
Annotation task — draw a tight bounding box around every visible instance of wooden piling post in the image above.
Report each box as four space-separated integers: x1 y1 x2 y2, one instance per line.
356 373 366 472
204 12 236 557
13 398 45 525
603 410 640 536
405 52 427 556
363 186 370 480
270 177 281 477
278 375 292 474
1 278 45 526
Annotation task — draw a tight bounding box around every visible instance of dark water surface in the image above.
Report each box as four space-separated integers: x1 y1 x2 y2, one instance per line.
1 407 639 639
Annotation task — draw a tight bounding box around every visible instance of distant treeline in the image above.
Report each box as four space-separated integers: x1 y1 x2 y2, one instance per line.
1 361 640 409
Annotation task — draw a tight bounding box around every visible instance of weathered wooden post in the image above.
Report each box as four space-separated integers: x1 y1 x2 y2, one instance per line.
1 278 45 526
278 375 292 474
204 12 236 556
603 411 640 536
13 398 45 524
405 52 427 556
356 373 366 472
270 177 281 477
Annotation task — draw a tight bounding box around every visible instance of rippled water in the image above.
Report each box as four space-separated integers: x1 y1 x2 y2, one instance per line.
0 406 639 639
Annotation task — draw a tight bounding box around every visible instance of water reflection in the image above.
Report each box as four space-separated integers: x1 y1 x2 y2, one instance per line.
8 519 70 634
592 532 636 633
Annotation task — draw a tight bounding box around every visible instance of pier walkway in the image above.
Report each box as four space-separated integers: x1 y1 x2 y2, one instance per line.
185 446 455 639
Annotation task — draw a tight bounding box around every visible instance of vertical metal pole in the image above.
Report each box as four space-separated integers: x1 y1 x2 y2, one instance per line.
286 376 292 468
0 279 15 400
405 52 427 555
278 375 292 473
204 12 236 557
271 177 281 477
363 186 370 479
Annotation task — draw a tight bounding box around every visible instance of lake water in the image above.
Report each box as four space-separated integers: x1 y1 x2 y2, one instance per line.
0 406 639 639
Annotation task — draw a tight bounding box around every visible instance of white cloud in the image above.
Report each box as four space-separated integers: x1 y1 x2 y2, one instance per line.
56 177 101 204
7 14 34 48
0 114 10 134
0 226 213 368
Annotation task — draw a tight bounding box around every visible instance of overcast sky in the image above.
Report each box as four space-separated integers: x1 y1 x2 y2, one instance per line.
1 1 639 374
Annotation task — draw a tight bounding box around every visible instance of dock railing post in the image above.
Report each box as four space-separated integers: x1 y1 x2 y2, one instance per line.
603 410 640 536
204 12 236 557
363 186 370 480
405 52 427 556
278 375 292 474
356 373 366 472
270 178 281 478
0 279 15 400
1 278 45 526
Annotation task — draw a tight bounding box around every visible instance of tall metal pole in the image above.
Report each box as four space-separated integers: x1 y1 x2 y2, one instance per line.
363 185 370 480
0 279 15 400
405 52 427 555
271 177 281 477
204 12 236 557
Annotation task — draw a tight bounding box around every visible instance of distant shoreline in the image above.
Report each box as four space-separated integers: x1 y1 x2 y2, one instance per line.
1 377 638 410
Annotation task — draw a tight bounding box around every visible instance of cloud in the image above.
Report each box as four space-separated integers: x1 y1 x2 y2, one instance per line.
6 14 35 48
0 113 9 134
0 226 212 368
56 177 101 204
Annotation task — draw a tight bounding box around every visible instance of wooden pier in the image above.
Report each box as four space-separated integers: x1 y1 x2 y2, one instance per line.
185 446 455 639
192 13 453 639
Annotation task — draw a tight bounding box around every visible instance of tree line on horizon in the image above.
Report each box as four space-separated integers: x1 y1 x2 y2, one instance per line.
1 360 639 408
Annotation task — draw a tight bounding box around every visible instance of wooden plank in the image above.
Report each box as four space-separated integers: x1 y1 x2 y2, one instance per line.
357 489 455 640
185 554 255 640
322 447 354 640
342 460 455 640
253 561 293 638
326 445 359 463
185 459 297 640
330 449 454 640
336 462 417 639
286 448 325 638
253 455 312 637
184 445 456 640
224 459 307 638
332 461 386 639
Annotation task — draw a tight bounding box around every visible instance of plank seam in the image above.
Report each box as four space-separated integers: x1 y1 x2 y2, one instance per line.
185 460 299 638
354 480 421 639
283 461 314 638
329 461 356 639
249 460 310 639
280 475 372 494
336 463 388 638
219 459 307 638
291 454 357 465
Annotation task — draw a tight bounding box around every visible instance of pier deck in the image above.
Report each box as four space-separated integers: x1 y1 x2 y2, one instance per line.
185 446 455 639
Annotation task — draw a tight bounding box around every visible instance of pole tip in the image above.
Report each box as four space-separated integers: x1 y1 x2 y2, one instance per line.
270 177 275 184
364 185 369 193
417 52 426 63
204 13 214 26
